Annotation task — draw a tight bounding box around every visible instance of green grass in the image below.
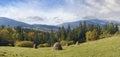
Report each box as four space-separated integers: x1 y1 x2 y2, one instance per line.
0 35 120 57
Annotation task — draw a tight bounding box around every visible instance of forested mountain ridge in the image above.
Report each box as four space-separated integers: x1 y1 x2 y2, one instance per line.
58 19 120 29
0 17 59 32
0 17 29 26
0 17 120 30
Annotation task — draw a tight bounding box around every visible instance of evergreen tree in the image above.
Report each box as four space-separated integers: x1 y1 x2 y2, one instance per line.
15 26 24 41
66 25 72 41
49 29 56 46
60 26 66 40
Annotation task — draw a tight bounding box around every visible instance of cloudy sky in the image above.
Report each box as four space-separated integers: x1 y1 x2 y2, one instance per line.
0 0 120 25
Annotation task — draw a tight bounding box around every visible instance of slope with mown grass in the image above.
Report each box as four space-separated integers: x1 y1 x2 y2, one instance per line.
0 35 120 57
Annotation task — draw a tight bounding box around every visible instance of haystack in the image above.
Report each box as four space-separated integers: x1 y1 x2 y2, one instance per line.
75 41 79 45
33 44 37 49
52 42 63 50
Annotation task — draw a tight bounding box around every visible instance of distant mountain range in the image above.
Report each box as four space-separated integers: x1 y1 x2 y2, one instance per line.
58 19 120 29
0 17 29 26
0 17 120 31
0 17 59 32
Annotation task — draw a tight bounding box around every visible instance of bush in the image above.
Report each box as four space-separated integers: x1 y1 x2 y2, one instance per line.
86 29 99 41
60 40 74 46
37 43 50 48
60 40 67 46
100 31 112 38
68 41 74 45
15 41 34 47
37 44 44 47
43 43 50 47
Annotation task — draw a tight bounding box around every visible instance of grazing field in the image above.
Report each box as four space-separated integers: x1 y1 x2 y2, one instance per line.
0 35 120 57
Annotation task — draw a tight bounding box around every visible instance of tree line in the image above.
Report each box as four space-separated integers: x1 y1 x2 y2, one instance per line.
0 22 119 47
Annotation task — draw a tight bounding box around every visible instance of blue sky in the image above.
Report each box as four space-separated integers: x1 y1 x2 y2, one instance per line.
0 0 66 9
0 0 120 25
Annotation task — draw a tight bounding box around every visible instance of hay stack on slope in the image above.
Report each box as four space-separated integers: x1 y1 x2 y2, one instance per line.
52 42 63 50
33 44 37 49
75 41 79 45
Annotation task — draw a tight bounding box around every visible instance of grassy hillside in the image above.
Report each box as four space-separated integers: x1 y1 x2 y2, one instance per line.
0 35 120 57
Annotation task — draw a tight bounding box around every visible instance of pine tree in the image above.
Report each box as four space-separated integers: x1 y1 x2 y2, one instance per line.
66 25 72 41
34 32 39 45
60 26 66 40
15 26 24 41
114 24 119 33
49 29 56 46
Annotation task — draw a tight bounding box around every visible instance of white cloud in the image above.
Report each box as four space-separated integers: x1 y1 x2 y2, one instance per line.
0 0 120 25
75 0 120 22
0 0 78 25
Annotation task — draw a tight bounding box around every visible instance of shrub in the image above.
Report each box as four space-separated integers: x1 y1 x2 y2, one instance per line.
60 40 67 46
100 31 112 38
68 41 74 45
43 43 50 47
15 41 34 47
37 43 50 48
86 29 99 41
37 44 44 47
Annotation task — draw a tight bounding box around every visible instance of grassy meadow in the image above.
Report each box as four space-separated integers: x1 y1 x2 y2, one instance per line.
0 35 120 57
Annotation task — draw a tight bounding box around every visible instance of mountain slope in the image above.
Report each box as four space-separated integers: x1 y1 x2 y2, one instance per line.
0 17 59 31
0 17 29 26
58 19 120 29
0 35 120 57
